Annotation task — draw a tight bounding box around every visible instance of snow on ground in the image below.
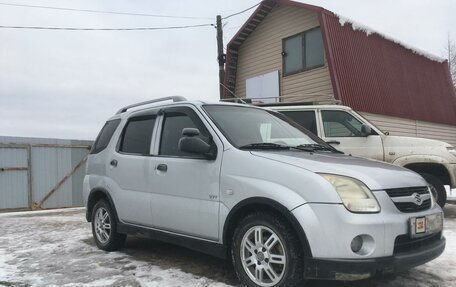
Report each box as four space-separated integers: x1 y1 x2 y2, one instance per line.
0 209 232 287
0 205 455 287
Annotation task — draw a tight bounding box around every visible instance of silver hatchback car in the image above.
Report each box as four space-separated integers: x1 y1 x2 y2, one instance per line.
83 97 445 287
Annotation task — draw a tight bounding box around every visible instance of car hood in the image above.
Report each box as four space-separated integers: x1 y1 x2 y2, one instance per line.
251 151 427 190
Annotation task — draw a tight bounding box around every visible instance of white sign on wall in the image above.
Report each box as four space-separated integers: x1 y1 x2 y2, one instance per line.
246 70 280 103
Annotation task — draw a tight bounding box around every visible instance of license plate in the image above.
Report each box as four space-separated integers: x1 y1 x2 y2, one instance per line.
410 213 443 238
415 217 426 234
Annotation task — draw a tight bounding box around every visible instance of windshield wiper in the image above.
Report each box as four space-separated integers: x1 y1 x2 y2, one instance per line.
295 144 344 153
239 143 291 150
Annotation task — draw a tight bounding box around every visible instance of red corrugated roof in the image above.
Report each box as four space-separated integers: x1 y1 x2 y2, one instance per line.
225 0 456 125
321 13 456 125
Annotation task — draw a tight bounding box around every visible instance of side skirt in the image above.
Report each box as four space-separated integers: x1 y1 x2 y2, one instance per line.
117 222 228 259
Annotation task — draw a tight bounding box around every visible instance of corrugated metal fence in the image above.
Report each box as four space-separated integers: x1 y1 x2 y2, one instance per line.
0 136 93 211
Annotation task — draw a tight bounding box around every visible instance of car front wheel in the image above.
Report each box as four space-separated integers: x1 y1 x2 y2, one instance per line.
420 173 447 208
232 212 304 287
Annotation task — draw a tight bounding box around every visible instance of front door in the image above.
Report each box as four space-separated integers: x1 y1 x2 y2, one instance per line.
319 110 384 160
149 106 221 241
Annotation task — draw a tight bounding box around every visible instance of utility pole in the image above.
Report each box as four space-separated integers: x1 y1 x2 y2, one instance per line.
216 15 226 99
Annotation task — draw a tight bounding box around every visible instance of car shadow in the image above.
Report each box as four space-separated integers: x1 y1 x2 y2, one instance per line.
112 236 410 287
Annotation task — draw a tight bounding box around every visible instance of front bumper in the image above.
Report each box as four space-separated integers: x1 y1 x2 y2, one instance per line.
304 235 446 280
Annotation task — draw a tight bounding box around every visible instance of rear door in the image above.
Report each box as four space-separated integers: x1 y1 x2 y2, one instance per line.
107 114 157 226
148 106 222 241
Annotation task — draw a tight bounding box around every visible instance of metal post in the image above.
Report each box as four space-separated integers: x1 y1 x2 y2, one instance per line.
27 144 32 209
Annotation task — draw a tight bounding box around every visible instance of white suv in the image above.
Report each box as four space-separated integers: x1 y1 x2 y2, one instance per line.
83 97 445 287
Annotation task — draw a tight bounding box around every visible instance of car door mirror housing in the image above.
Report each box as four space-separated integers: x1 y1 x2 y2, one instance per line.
179 128 215 159
361 124 372 137
182 128 201 137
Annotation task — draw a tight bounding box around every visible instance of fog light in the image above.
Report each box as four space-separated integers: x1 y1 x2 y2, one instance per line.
351 236 363 253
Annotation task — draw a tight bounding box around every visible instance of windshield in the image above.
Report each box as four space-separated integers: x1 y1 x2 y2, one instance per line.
203 105 335 151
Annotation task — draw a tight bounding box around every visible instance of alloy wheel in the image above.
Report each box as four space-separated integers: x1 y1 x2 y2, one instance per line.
240 226 287 286
94 207 111 244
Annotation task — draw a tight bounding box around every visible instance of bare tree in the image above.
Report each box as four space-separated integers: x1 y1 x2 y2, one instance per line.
446 35 456 87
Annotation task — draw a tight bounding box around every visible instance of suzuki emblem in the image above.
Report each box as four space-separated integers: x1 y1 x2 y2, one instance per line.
412 193 423 206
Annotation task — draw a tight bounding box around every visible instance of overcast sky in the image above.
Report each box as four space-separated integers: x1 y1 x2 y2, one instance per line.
1 0 455 140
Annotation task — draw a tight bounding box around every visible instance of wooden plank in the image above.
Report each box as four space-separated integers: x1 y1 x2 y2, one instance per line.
34 155 88 210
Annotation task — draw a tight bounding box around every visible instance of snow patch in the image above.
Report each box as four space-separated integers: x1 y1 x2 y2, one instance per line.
337 14 446 63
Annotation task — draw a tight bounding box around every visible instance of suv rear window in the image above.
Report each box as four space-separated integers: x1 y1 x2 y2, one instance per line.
120 116 156 155
91 119 121 154
280 110 317 135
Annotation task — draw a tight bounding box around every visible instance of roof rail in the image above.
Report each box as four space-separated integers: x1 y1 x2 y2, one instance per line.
116 96 187 114
220 95 340 106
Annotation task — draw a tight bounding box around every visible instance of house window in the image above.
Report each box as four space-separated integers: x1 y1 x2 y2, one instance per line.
283 27 325 76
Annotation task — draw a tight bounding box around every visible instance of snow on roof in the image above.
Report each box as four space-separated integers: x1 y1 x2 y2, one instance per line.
337 14 446 63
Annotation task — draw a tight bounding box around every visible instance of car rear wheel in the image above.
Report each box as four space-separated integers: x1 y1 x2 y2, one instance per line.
420 173 447 208
92 200 126 251
232 212 304 287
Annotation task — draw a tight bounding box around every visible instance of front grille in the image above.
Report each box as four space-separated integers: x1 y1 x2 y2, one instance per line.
385 186 431 213
393 232 441 254
385 186 429 197
393 200 432 212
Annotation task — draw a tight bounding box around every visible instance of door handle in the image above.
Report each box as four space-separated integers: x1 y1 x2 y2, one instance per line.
110 159 118 167
156 164 167 172
326 140 340 145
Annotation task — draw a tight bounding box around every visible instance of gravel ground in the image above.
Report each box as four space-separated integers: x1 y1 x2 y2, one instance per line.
0 204 455 287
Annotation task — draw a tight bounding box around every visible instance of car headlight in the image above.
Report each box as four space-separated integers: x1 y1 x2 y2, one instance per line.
447 146 456 158
320 174 380 213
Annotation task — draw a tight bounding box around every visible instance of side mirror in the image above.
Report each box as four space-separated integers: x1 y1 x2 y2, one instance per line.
178 128 215 159
361 124 372 137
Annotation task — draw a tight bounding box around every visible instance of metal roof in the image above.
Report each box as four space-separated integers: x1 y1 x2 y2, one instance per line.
224 0 456 125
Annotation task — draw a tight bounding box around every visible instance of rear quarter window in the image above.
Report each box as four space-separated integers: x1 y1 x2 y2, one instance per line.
90 119 121 154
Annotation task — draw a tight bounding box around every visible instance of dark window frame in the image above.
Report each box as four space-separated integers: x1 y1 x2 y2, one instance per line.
282 27 325 77
117 115 157 156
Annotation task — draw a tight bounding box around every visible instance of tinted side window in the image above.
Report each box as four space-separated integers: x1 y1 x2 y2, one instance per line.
280 111 318 135
159 109 210 157
91 119 121 154
120 117 156 155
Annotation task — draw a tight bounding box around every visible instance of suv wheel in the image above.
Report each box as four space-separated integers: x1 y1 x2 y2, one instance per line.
92 200 126 251
420 173 447 208
232 212 304 287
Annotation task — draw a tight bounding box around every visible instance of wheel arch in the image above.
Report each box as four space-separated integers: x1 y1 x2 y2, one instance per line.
222 197 313 258
403 162 451 186
86 188 119 223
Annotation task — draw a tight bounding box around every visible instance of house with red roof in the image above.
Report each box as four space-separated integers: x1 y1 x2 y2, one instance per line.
223 0 456 145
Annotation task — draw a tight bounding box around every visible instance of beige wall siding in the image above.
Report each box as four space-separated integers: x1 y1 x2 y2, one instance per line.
360 112 456 146
235 4 335 103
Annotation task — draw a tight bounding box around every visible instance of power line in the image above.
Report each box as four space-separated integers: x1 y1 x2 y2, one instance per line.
0 2 213 20
0 23 214 31
222 2 261 20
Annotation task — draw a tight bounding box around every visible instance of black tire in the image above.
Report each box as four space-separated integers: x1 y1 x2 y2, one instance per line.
91 199 126 251
231 212 305 287
420 173 447 208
